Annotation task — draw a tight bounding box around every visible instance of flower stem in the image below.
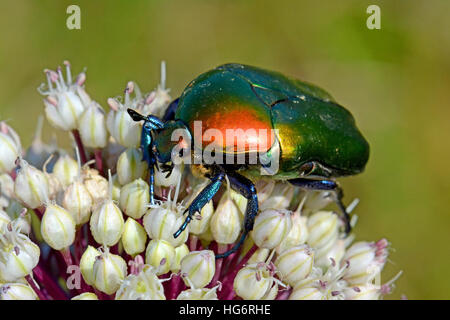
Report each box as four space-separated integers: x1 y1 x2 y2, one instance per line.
60 247 73 267
72 129 87 164
210 243 227 287
168 274 182 300
25 274 47 300
94 148 104 176
33 264 68 300
220 244 258 300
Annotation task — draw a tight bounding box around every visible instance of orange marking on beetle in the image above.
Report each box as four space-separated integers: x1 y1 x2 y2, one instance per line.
195 107 275 153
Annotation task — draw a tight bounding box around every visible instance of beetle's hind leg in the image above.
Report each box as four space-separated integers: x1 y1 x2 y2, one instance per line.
288 178 352 234
173 171 226 238
215 172 259 260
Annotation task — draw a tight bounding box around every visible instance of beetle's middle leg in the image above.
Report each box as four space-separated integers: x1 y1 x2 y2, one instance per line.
173 171 226 238
288 178 351 234
215 171 259 259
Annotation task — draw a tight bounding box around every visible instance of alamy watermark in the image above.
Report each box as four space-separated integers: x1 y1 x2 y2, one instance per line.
169 121 280 175
66 5 81 30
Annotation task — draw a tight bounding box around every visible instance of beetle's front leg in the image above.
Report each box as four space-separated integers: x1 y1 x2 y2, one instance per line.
173 171 226 238
288 178 351 234
215 171 259 259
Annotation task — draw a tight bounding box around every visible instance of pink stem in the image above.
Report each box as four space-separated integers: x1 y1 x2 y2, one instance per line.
74 228 84 265
220 245 258 300
60 248 73 268
210 244 227 287
94 149 104 176
168 274 182 300
25 274 47 300
276 287 292 300
33 206 45 220
189 235 198 251
72 130 88 164
33 264 68 300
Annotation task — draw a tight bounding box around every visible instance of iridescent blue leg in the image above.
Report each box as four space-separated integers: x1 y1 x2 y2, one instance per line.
288 178 351 233
216 172 258 259
173 172 226 238
149 165 155 205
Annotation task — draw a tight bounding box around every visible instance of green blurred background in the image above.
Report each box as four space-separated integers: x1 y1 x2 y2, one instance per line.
1 0 449 299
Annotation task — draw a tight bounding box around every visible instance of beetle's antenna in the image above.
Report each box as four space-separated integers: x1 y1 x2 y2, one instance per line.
127 108 146 122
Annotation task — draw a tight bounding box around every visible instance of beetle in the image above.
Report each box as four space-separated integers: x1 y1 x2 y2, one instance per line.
127 63 370 259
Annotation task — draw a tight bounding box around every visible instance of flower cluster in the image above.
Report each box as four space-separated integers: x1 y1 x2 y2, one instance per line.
0 61 401 300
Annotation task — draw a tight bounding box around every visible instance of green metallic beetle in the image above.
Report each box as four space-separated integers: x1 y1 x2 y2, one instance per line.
127 63 370 259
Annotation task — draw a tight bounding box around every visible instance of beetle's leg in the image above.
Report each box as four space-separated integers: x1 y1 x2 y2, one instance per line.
215 172 258 259
288 178 351 234
148 165 155 205
173 171 226 238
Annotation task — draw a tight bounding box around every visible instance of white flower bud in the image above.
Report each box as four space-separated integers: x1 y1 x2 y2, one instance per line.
343 284 382 300
71 292 99 300
277 213 308 254
315 239 346 268
80 245 101 285
122 218 147 256
0 283 38 300
145 239 175 275
0 209 11 233
302 191 334 215
110 174 121 202
52 155 78 187
83 169 108 204
46 172 62 202
0 223 40 282
247 248 270 265
254 179 275 205
180 250 215 289
14 158 49 209
307 211 339 250
177 286 219 300
275 245 314 286
342 239 389 285
0 122 21 174
143 204 188 247
39 64 87 131
117 148 148 185
78 101 108 148
0 173 15 199
62 180 93 226
106 95 141 147
93 250 127 295
259 183 295 211
119 179 149 219
171 243 189 273
41 204 76 250
210 192 242 244
6 206 31 236
90 200 124 247
252 209 292 249
289 286 326 300
233 263 276 300
154 163 184 188
116 265 165 300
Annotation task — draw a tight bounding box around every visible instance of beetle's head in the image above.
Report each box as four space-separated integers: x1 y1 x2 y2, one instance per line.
127 108 191 165
153 120 191 165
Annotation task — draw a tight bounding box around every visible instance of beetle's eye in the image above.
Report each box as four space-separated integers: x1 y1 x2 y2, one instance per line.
300 162 316 176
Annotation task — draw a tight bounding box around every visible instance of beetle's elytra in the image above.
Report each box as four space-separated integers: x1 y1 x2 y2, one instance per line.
128 63 370 259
